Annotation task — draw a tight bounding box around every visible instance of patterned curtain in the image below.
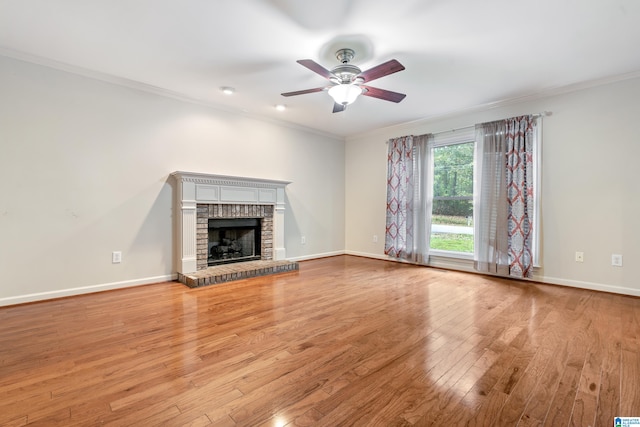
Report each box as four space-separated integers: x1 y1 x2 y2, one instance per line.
505 116 535 278
474 115 536 279
384 135 431 263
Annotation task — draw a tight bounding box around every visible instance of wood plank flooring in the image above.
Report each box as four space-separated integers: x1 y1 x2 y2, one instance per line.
1 255 639 426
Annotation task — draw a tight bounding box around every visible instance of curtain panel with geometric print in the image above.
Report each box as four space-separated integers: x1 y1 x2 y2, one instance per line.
505 115 536 278
384 134 431 264
474 115 536 279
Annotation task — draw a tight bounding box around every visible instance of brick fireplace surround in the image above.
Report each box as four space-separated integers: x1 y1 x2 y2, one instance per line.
196 203 273 270
171 172 298 287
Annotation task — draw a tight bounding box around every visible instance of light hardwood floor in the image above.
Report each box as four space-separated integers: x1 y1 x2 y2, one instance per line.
1 255 639 426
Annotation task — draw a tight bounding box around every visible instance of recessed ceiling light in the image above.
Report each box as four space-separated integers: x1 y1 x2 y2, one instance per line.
275 104 286 111
220 86 235 95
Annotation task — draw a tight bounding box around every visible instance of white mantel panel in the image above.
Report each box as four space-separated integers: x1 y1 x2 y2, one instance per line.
220 186 259 203
182 180 196 201
276 187 285 205
195 185 219 202
258 189 276 203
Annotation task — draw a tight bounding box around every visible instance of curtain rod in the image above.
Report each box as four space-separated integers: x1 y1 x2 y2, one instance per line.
429 111 551 136
387 111 552 140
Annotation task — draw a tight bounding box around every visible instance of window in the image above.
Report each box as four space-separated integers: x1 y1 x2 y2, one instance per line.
385 117 541 268
427 118 541 268
429 128 476 255
430 141 474 253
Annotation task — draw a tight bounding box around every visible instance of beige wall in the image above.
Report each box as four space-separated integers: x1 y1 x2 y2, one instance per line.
2 52 638 304
345 76 640 296
0 55 345 305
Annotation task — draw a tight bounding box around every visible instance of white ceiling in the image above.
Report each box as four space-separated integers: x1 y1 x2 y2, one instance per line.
1 0 640 138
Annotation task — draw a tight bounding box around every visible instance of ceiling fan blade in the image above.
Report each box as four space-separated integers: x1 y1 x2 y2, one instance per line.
361 85 406 103
332 103 347 113
358 59 405 83
297 59 334 80
281 87 327 97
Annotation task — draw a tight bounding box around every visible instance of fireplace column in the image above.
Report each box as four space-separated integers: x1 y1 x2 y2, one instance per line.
274 186 286 260
171 172 291 275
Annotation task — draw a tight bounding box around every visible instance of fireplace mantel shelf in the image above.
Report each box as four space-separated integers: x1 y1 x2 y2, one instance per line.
172 171 291 188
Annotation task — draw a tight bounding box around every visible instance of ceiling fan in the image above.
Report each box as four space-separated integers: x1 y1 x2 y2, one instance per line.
281 48 406 113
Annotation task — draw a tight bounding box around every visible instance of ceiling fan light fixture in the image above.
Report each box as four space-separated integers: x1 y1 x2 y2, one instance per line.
220 86 235 95
328 84 362 105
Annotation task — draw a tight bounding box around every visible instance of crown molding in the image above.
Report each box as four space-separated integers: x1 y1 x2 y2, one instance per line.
0 46 344 141
4 45 639 143
348 69 640 140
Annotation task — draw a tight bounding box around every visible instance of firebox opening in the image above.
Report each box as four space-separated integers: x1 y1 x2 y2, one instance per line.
208 218 261 266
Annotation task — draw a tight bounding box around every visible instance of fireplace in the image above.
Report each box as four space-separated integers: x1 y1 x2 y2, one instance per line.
171 172 291 274
207 218 261 266
172 172 298 288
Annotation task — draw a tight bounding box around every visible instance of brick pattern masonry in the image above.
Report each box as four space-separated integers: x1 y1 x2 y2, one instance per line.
196 203 274 271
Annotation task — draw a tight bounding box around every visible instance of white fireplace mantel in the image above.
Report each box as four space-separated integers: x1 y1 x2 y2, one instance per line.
171 171 291 274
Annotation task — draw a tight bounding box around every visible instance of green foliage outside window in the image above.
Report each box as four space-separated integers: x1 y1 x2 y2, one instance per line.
432 142 474 218
433 199 473 218
430 141 474 253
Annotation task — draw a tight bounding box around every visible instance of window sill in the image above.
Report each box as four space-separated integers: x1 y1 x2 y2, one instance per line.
429 249 474 260
427 250 475 273
426 253 542 279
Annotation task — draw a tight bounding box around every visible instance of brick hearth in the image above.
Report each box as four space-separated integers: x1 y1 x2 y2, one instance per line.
177 259 299 288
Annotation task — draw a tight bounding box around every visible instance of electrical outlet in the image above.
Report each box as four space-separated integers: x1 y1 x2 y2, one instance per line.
575 251 584 262
301 236 306 245
612 254 623 267
373 235 378 243
112 251 122 264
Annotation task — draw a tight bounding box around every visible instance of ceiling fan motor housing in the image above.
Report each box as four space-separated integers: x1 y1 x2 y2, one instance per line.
330 64 361 84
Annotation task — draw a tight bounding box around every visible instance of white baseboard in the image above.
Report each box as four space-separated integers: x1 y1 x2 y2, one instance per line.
4 256 637 307
536 275 640 297
343 250 388 261
288 250 346 262
344 250 640 297
344 250 476 271
0 274 177 307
